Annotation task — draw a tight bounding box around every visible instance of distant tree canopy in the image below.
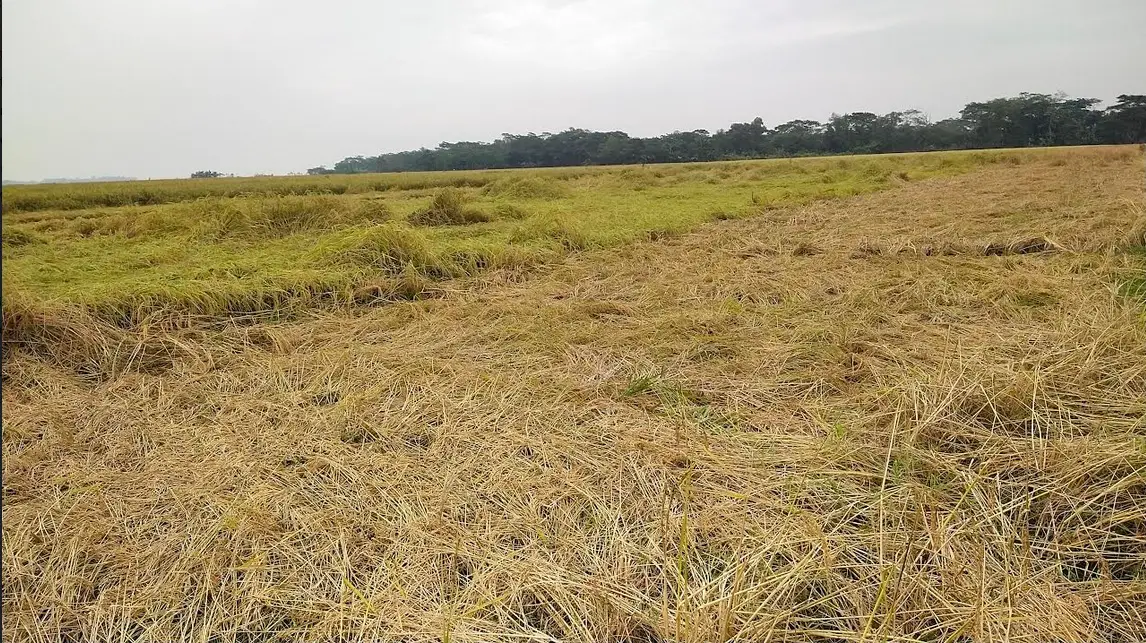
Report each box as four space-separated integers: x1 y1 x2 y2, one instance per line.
308 93 1146 175
190 170 224 179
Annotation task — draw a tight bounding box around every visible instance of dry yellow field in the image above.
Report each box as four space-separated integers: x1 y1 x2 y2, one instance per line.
3 147 1145 641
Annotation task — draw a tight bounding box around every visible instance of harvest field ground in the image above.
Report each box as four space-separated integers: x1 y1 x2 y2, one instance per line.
2 145 1145 641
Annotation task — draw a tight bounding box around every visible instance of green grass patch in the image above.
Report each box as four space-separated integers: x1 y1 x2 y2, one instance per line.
2 149 1061 332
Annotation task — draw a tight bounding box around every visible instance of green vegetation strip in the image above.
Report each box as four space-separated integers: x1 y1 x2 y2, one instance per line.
1 150 1041 329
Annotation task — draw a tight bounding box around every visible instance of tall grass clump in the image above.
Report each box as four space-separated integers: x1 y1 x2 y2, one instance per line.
199 195 391 239
481 176 569 199
408 189 491 226
614 168 661 191
1 227 47 248
510 213 593 250
492 203 531 220
312 225 436 275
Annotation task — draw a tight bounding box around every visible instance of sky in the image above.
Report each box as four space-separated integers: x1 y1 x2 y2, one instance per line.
3 0 1144 180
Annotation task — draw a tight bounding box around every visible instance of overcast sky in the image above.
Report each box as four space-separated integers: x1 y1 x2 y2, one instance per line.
3 0 1144 180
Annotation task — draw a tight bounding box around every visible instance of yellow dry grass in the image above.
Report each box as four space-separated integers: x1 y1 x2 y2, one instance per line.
2 148 1145 642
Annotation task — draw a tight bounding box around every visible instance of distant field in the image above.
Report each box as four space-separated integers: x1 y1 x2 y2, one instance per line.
1 148 1124 336
0 150 1044 214
2 146 1144 642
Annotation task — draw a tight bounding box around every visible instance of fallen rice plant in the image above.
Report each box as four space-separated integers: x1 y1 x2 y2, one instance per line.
2 146 1144 642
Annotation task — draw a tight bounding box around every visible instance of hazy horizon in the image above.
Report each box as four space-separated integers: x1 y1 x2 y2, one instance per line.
4 0 1144 181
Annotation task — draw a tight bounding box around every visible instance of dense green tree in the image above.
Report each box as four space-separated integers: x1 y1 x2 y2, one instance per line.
308 91 1145 174
714 117 768 157
1100 95 1146 144
596 132 633 165
825 112 880 153
959 93 1105 148
770 120 826 155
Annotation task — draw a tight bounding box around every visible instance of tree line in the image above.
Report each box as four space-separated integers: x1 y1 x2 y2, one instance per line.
308 93 1146 174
